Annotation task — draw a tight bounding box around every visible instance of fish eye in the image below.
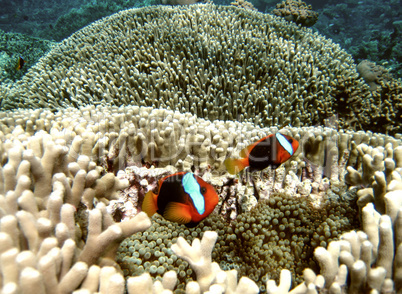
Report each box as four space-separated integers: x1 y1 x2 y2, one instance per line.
200 187 207 194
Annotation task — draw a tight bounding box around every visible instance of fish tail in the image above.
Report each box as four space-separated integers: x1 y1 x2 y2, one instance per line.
142 191 158 217
224 157 249 175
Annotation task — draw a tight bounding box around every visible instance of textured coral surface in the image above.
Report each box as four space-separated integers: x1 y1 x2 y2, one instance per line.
272 0 319 27
0 104 401 293
2 4 358 130
0 4 402 294
118 192 359 292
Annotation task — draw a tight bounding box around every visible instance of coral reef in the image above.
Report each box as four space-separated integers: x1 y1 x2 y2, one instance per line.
326 71 402 135
3 4 401 133
0 104 400 293
230 0 258 11
357 60 391 91
171 230 261 294
328 74 370 131
0 3 401 294
117 191 359 292
2 4 359 131
345 141 402 215
0 116 152 293
3 4 399 134
282 201 402 293
362 78 402 136
272 0 319 27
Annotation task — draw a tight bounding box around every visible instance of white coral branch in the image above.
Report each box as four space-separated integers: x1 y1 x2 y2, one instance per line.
171 231 218 292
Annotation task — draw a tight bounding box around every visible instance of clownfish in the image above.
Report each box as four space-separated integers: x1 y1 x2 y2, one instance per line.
16 56 25 71
142 172 219 227
224 133 299 175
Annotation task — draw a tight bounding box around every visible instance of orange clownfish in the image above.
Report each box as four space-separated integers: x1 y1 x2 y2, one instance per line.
224 133 299 174
142 172 219 227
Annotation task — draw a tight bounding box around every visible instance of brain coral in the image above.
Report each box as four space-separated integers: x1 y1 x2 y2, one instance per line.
2 4 359 129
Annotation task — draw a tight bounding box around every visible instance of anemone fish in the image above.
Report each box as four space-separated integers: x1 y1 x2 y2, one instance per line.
142 172 219 227
224 133 299 174
16 56 25 70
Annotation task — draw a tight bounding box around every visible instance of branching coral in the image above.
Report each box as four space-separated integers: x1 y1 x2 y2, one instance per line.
117 182 359 292
3 4 358 130
172 231 260 294
345 141 402 215
364 78 402 135
0 129 152 293
0 104 401 293
301 203 400 293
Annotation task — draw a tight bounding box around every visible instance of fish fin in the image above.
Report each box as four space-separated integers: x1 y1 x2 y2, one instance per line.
163 202 192 224
240 144 255 158
142 191 158 217
224 157 249 175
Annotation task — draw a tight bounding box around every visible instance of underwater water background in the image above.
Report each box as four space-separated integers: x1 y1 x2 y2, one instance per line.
0 0 401 84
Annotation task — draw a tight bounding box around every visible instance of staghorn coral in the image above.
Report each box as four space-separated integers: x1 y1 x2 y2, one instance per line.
272 0 319 27
3 4 359 130
0 104 401 293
